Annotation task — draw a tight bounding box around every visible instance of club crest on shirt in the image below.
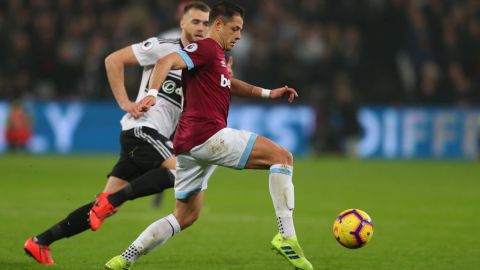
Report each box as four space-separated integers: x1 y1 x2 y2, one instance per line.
185 43 198 52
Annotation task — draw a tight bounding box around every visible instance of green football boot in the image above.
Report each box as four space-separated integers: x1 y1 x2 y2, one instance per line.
104 255 131 270
271 233 313 270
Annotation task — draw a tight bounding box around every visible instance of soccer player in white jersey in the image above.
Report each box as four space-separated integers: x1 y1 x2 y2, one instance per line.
23 2 210 266
104 1 313 270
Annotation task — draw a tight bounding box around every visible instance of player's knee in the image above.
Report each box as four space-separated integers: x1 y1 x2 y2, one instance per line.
274 147 293 165
285 150 293 165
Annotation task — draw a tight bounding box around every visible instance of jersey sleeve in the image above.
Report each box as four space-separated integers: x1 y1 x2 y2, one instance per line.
176 41 215 70
131 37 168 66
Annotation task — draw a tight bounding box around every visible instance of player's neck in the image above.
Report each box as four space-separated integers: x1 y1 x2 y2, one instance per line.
206 32 225 51
180 35 189 47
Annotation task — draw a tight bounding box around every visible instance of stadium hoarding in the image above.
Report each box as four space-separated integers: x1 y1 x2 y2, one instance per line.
358 106 480 159
0 101 315 155
1 101 478 158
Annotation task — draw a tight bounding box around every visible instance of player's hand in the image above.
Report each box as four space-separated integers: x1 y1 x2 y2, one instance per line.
270 85 299 103
124 95 156 119
121 100 144 119
227 56 234 77
138 95 156 113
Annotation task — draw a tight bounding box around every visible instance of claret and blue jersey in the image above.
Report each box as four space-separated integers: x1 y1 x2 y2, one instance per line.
174 38 232 155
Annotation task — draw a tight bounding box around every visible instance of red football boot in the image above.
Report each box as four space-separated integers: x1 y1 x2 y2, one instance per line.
89 192 118 231
24 237 55 265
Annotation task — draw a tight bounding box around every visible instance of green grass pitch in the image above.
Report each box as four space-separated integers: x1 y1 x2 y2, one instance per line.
0 155 479 269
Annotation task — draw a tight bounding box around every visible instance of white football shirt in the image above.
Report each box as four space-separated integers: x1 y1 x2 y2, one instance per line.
120 37 183 139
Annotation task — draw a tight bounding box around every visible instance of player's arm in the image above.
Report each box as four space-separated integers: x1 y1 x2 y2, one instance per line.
230 78 299 103
139 52 188 110
105 46 144 118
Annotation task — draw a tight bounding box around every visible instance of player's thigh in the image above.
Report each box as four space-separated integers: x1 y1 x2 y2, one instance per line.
175 154 216 200
130 127 174 171
245 135 293 169
161 155 176 170
109 127 173 181
190 128 257 169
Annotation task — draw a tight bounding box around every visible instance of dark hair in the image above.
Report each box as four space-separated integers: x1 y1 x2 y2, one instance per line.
184 1 211 14
209 1 244 25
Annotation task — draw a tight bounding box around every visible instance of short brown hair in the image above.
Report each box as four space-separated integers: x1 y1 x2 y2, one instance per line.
209 1 244 25
184 1 211 14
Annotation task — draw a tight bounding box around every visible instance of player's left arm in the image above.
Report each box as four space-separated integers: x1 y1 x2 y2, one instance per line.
230 78 299 103
139 52 188 110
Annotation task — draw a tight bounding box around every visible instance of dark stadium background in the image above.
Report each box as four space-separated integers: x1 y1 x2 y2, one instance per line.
1 0 479 158
1 1 480 270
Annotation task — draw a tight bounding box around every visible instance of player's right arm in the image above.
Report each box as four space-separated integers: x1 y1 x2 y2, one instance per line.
105 46 143 118
140 52 188 109
140 41 214 109
149 53 188 89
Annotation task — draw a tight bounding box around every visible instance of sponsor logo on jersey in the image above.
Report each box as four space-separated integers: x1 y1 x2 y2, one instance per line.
220 74 231 88
144 73 182 108
162 79 182 95
185 43 198 52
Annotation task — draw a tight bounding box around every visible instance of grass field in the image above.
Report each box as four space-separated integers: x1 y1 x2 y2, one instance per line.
0 155 479 270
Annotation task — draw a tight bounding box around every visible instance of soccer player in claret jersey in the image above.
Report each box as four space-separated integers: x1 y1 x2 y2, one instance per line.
23 2 211 266
104 1 313 270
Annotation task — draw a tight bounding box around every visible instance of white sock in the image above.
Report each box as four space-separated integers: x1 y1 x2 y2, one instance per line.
269 164 296 238
121 214 181 263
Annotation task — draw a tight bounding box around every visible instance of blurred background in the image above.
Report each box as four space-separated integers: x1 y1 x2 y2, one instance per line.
1 0 479 159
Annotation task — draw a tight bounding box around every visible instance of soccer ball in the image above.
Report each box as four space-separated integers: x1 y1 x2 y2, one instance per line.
333 209 374 249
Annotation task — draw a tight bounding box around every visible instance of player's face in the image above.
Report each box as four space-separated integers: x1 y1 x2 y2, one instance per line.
220 15 243 51
181 9 210 43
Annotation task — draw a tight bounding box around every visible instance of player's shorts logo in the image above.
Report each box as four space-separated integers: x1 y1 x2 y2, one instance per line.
185 43 198 52
141 40 153 51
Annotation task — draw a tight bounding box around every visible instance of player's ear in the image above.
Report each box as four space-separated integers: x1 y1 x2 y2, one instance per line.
214 18 223 31
180 18 185 29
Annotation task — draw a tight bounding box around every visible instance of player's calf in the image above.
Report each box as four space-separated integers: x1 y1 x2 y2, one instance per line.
173 196 203 229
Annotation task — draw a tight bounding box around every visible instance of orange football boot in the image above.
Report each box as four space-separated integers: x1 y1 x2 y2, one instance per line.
24 237 55 265
89 192 118 231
